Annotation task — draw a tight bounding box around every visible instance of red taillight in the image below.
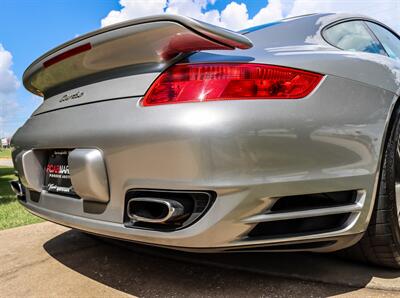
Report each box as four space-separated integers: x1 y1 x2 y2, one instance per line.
142 63 323 106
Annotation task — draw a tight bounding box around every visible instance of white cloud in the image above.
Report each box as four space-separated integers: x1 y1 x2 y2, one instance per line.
101 0 283 31
101 0 167 27
219 2 249 29
0 44 20 137
165 0 222 25
101 0 400 33
0 96 19 136
248 0 284 26
288 0 400 33
0 44 19 94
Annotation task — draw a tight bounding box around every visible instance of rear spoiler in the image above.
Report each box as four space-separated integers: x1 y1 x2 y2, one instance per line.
23 14 253 97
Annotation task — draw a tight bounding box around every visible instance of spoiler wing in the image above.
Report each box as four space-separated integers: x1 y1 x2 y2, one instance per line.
23 14 253 97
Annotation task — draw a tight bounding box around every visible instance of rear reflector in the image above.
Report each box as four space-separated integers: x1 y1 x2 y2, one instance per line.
142 63 323 106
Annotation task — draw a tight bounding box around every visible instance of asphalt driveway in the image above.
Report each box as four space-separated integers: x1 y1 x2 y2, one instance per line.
1 222 400 297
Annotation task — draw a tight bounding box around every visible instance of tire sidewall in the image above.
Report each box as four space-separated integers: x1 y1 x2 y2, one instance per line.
383 110 400 248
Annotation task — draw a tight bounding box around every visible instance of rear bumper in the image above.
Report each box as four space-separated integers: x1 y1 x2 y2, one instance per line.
12 74 396 251
20 194 364 252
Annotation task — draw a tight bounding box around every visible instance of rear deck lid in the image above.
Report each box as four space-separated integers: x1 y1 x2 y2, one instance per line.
24 14 252 100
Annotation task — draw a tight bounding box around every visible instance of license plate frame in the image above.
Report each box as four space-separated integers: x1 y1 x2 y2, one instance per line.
44 150 77 197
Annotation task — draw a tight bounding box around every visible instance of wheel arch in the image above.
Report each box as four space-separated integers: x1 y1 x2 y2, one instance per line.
366 92 400 226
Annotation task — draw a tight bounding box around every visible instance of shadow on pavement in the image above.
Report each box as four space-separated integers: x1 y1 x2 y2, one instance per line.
44 229 400 297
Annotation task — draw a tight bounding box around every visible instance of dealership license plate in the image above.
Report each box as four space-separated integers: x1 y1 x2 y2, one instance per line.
44 150 76 196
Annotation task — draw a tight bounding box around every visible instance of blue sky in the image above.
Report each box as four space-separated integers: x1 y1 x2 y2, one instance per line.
0 0 399 137
0 0 120 137
0 0 270 137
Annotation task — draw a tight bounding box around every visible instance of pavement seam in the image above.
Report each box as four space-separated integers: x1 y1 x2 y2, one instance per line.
0 256 51 279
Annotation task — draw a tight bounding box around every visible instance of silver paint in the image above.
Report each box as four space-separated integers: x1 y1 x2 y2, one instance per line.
68 149 109 203
18 150 46 192
24 15 252 96
11 13 400 252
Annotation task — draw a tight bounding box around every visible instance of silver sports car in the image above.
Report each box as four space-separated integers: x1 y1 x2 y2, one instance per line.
10 13 400 268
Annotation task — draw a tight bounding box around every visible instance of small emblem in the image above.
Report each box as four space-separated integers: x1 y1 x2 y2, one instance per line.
59 91 84 103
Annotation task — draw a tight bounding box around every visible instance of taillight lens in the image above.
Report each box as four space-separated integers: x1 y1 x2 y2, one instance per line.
142 63 323 106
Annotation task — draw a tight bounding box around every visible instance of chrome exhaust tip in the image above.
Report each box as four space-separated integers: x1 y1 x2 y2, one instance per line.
10 180 24 197
127 197 185 223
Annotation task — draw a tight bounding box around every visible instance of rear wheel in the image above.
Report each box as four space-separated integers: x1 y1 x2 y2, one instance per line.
343 109 400 268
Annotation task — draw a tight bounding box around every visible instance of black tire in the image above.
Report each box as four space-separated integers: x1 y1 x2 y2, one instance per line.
342 108 400 268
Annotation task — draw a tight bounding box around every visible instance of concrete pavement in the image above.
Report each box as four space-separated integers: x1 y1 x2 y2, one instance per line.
0 158 13 167
1 222 400 297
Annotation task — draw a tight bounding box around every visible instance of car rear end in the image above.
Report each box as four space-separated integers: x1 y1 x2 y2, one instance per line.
11 14 396 252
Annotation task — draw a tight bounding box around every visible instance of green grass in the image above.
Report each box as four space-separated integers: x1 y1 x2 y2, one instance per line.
0 166 43 230
0 148 11 159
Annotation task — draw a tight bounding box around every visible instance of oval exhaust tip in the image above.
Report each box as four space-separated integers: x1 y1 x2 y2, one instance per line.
10 180 24 197
127 197 185 223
